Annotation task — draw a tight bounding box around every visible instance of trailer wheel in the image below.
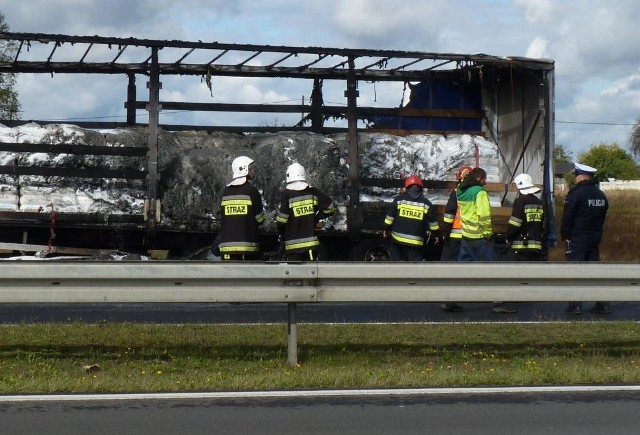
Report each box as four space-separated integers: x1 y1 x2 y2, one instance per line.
349 238 391 261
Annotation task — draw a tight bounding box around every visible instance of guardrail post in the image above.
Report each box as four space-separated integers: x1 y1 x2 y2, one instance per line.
287 302 297 366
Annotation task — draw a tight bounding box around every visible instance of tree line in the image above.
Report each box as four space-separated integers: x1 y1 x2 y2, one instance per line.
0 12 19 120
555 142 640 181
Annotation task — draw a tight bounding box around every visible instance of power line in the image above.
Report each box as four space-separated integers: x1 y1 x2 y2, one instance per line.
556 120 635 126
15 110 637 127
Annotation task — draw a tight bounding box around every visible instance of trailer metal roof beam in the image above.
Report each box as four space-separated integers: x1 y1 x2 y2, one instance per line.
0 32 555 77
236 50 262 68
79 42 94 63
111 44 128 64
174 47 196 65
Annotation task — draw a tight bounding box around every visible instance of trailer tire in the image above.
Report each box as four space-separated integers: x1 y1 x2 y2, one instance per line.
349 238 391 261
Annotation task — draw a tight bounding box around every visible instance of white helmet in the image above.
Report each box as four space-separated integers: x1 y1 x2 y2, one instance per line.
229 156 254 186
513 173 540 194
285 163 309 190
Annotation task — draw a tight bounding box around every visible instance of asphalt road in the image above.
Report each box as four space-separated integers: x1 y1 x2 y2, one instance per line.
3 388 640 434
2 301 640 324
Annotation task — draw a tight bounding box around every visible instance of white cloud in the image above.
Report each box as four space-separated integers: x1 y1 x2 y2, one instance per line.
514 0 553 23
526 36 549 59
602 71 640 98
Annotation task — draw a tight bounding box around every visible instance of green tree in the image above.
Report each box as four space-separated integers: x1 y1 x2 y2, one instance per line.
554 144 573 164
0 12 20 120
630 117 640 158
578 142 640 180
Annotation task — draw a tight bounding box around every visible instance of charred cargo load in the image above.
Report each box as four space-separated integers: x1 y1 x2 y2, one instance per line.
0 32 555 260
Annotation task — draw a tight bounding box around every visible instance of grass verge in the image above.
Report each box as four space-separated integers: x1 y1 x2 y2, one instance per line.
2 322 640 394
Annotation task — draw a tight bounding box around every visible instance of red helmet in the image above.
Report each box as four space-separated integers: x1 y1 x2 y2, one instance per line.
404 175 423 189
455 165 473 181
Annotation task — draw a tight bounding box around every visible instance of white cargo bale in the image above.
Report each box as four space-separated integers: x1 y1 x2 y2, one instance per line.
0 184 19 211
0 124 503 231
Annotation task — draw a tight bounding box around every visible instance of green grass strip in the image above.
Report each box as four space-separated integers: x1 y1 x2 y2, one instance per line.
1 322 640 394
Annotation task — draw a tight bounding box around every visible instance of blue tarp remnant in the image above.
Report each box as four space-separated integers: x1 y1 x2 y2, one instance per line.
371 78 482 131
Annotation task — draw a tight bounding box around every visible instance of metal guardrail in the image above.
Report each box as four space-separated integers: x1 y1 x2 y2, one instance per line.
1 261 639 364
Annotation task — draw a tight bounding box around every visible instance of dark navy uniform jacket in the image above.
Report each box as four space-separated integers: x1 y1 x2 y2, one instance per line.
560 179 608 244
218 182 265 255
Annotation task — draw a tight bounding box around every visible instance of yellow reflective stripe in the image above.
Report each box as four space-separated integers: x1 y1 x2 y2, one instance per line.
391 231 424 246
449 231 462 240
397 203 427 213
512 241 543 250
461 226 486 239
508 217 522 227
221 199 252 206
288 195 317 208
219 243 259 253
290 198 317 208
285 239 319 251
392 234 424 246
384 216 394 225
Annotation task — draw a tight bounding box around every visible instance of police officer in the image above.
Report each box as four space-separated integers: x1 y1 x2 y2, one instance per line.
562 162 609 314
384 175 440 261
276 162 335 261
218 156 265 260
506 173 545 261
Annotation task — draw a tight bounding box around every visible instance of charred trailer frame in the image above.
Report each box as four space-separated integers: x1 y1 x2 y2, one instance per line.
0 32 555 259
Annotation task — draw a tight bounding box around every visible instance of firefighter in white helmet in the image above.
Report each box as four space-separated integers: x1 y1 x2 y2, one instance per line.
276 162 335 261
489 172 545 314
217 156 265 260
506 173 544 260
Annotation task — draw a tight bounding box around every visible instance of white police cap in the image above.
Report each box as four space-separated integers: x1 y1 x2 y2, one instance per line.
574 162 597 175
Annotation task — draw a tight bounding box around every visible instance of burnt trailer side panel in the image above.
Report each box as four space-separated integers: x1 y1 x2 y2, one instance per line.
491 66 556 246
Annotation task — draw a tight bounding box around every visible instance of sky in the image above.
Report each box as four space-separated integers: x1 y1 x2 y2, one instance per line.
1 0 640 158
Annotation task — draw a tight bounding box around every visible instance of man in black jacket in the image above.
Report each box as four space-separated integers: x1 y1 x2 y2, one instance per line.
562 162 609 314
506 173 545 261
218 156 265 260
384 175 440 261
276 163 335 261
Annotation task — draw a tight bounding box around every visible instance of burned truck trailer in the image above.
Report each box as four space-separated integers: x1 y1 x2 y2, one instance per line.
0 32 555 259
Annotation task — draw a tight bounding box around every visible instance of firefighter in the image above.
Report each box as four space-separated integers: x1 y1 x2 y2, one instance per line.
506 173 545 261
457 167 495 261
562 162 609 315
384 175 440 261
276 162 335 261
440 165 472 312
489 172 546 314
217 156 265 260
